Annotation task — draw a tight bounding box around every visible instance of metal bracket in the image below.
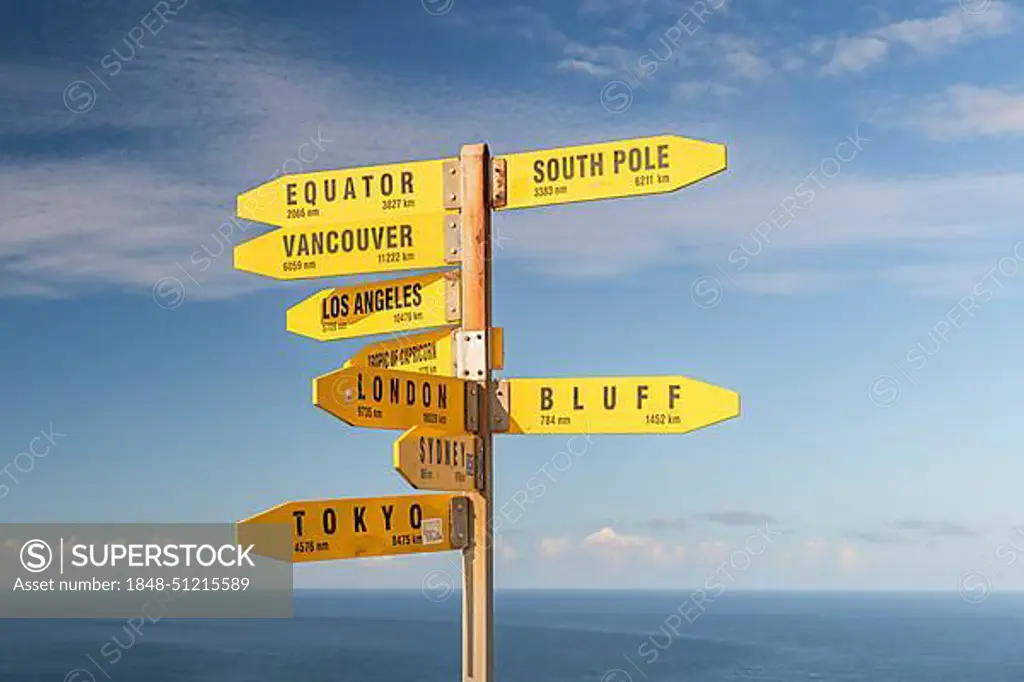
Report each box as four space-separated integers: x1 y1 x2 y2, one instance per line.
450 496 470 549
444 271 462 323
443 160 462 209
455 329 487 380
443 214 462 265
492 379 510 432
490 157 507 209
473 440 485 492
464 382 480 433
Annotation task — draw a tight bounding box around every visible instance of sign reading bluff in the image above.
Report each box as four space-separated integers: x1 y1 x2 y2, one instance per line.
233 213 459 280
237 494 469 563
394 427 480 491
287 271 460 342
495 134 726 210
314 366 469 432
498 376 740 434
236 157 454 228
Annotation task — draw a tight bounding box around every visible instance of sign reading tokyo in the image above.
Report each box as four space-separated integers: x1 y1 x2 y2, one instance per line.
237 494 468 562
393 427 479 491
233 214 459 280
287 271 460 342
313 366 468 432
496 135 726 210
236 158 454 228
499 376 740 434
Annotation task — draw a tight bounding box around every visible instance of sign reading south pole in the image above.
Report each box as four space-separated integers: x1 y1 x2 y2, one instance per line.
233 213 460 280
499 376 740 435
287 271 460 342
236 157 455 227
237 494 469 563
495 135 726 210
314 366 468 432
393 427 480 491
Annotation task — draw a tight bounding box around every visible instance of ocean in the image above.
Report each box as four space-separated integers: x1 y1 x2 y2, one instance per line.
1 590 1021 681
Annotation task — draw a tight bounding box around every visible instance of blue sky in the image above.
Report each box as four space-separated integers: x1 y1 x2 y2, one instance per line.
2 0 1024 592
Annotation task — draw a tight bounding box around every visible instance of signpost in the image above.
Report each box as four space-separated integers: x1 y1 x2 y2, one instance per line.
237 494 469 563
286 271 461 342
495 376 740 435
234 133 737 682
493 135 726 211
313 365 470 432
233 213 461 280
344 327 504 375
393 427 480 491
236 157 458 227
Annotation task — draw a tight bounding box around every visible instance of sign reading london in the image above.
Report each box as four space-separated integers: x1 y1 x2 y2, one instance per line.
498 376 740 434
287 271 460 342
236 157 455 227
233 214 460 280
237 495 469 563
496 135 726 210
313 366 469 432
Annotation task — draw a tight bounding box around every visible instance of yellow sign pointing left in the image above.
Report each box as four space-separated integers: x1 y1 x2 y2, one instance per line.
237 494 469 563
233 214 460 280
236 157 455 228
287 271 460 342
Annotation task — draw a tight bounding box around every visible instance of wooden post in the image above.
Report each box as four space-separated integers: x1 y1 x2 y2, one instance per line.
459 143 494 682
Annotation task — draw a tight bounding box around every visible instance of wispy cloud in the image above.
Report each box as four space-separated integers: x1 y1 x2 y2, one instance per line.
906 84 1024 139
697 510 777 526
887 517 978 538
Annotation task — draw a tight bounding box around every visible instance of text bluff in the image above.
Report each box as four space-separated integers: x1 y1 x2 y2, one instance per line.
538 384 685 410
292 503 430 535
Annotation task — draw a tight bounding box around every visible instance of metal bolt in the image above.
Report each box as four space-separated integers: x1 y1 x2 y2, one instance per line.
449 193 457 201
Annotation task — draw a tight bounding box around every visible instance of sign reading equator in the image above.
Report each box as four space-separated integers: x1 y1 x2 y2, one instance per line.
236 157 455 227
495 135 726 210
497 376 740 434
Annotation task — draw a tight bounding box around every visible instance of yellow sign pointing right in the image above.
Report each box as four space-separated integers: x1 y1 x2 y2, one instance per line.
495 134 726 210
497 376 739 435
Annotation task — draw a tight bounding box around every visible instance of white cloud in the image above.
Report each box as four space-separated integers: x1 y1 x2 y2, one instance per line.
908 85 1024 139
540 537 570 557
583 527 686 566
501 544 520 561
671 81 742 101
838 541 859 572
820 2 1014 75
821 36 889 75
555 58 617 77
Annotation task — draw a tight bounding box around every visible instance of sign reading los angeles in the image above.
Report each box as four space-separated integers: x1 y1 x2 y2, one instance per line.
236 157 455 228
495 135 726 210
497 376 740 435
314 366 468 432
394 427 479 491
287 271 460 342
233 214 460 280
237 494 469 563
344 327 505 376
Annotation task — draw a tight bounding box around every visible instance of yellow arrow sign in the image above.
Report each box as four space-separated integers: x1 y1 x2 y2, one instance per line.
314 366 469 432
495 135 726 210
232 213 460 280
393 427 480 491
497 376 739 434
344 327 505 376
287 271 460 342
237 494 469 563
236 157 455 228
